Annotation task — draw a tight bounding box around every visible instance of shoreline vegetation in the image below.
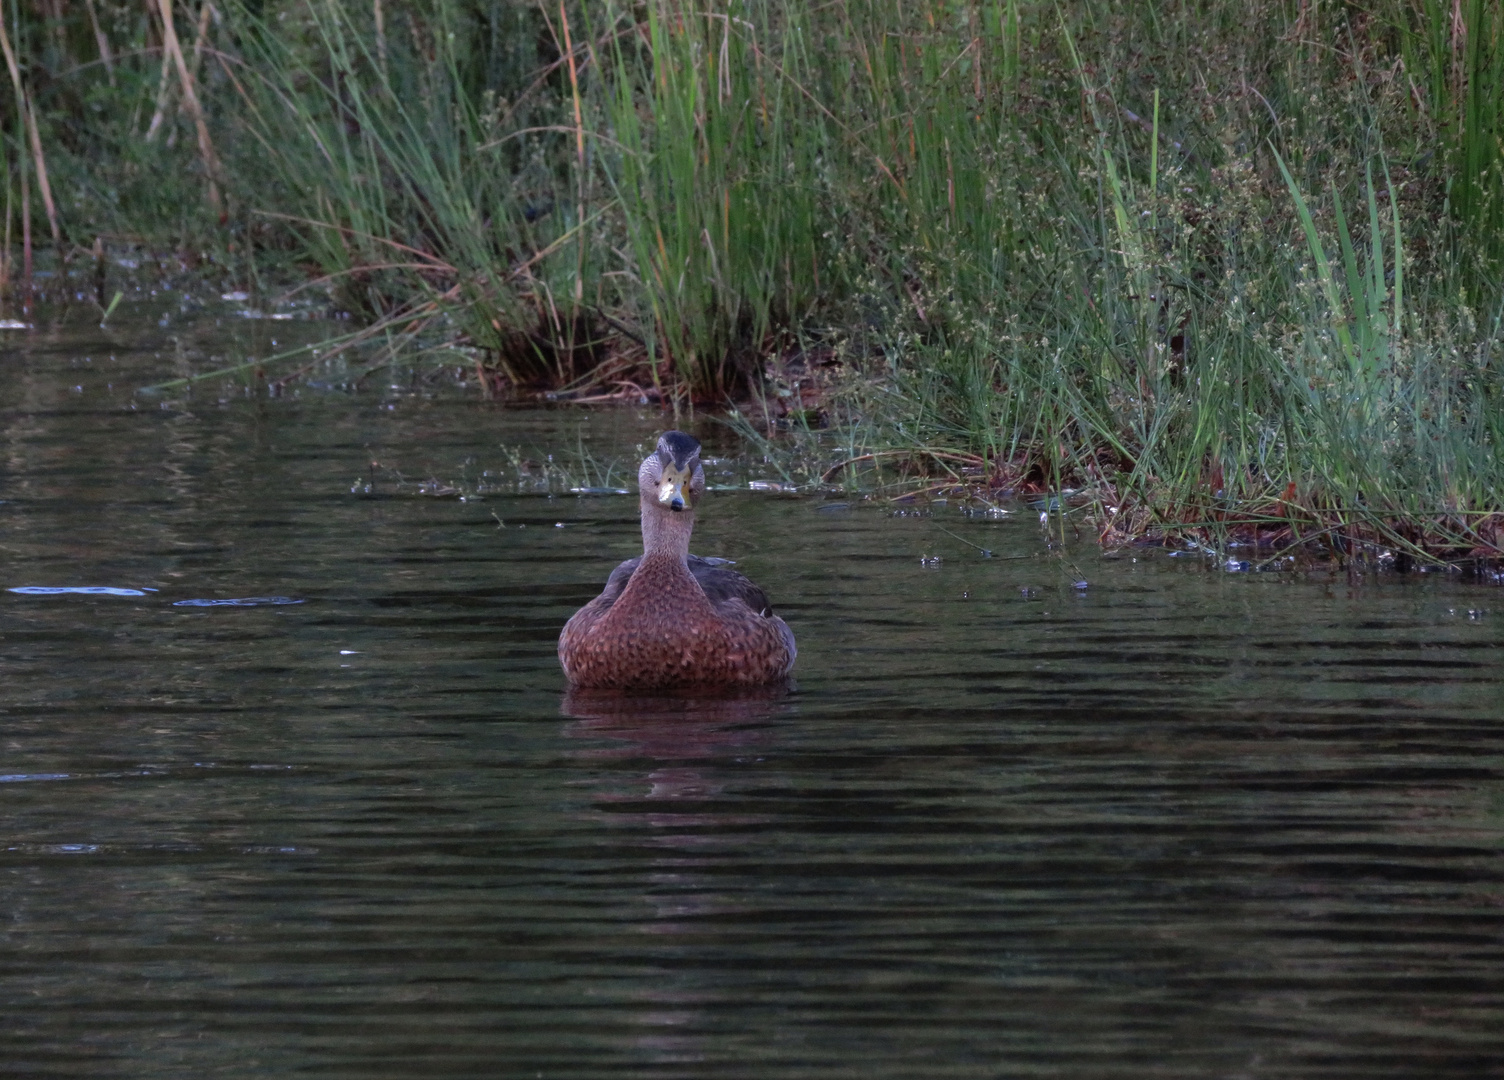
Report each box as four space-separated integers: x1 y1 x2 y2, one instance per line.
2 0 1503 570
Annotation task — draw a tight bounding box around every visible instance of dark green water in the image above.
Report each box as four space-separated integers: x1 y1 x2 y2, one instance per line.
3 303 1503 1078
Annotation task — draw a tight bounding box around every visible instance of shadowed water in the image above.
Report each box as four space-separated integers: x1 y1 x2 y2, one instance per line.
2 305 1503 1078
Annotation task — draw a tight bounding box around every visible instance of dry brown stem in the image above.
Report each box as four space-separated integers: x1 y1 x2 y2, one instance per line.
84 0 117 85
0 18 61 252
156 0 224 213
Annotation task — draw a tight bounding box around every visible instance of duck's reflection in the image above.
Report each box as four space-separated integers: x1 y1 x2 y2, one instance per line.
561 681 793 727
563 683 790 798
559 684 794 1065
563 683 792 826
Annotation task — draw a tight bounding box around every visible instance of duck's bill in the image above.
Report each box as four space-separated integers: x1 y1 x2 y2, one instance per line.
657 466 690 511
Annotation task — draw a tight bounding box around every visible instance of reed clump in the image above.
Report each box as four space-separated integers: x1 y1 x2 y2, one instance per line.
3 0 1501 564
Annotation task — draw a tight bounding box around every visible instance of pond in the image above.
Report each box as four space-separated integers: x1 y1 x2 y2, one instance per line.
3 301 1503 1078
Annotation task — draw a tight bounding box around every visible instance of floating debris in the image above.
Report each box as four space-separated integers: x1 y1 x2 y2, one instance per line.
416 481 461 498
1446 608 1490 620
0 319 32 330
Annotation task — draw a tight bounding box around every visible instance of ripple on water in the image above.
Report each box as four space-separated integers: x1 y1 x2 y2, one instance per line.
0 330 1500 1079
8 585 152 596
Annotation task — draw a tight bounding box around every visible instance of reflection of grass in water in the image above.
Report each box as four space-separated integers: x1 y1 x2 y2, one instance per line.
352 432 637 500
497 439 638 495
725 409 987 497
409 420 942 502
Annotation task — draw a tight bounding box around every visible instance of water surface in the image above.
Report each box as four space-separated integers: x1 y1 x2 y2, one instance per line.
3 305 1503 1078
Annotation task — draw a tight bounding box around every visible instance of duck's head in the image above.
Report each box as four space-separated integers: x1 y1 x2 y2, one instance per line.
639 430 705 513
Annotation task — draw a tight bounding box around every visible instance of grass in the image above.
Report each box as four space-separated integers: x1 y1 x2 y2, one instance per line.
2 0 1503 566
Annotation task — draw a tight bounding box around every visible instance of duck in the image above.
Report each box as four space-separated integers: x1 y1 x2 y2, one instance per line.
558 431 796 689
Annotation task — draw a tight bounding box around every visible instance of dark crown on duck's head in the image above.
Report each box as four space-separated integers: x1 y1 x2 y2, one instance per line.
640 430 704 512
657 430 701 470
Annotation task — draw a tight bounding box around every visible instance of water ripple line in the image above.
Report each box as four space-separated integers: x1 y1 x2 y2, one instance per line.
8 586 154 597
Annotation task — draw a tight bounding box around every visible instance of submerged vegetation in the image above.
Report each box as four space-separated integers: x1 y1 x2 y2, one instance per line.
3 0 1503 566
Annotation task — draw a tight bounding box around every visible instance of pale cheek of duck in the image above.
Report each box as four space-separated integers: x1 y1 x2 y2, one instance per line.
655 462 695 511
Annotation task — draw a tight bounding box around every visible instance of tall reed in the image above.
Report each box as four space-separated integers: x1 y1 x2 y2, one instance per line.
1392 0 1504 273
227 0 617 381
8 0 1503 557
603 0 825 395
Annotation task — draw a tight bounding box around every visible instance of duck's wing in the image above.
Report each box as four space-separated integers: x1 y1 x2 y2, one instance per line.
596 556 642 606
592 554 778 617
690 557 796 675
686 555 777 618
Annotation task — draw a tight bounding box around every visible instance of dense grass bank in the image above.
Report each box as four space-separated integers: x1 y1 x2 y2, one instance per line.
4 0 1504 565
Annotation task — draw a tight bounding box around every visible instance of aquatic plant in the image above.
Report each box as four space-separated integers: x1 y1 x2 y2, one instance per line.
2 0 1501 564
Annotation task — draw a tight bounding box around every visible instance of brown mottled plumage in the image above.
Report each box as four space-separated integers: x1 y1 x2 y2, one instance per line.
558 431 796 690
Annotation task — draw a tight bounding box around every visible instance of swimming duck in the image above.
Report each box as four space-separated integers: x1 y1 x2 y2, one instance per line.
558 431 796 689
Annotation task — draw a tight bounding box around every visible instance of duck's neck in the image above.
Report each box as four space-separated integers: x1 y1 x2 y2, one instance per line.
639 500 694 566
